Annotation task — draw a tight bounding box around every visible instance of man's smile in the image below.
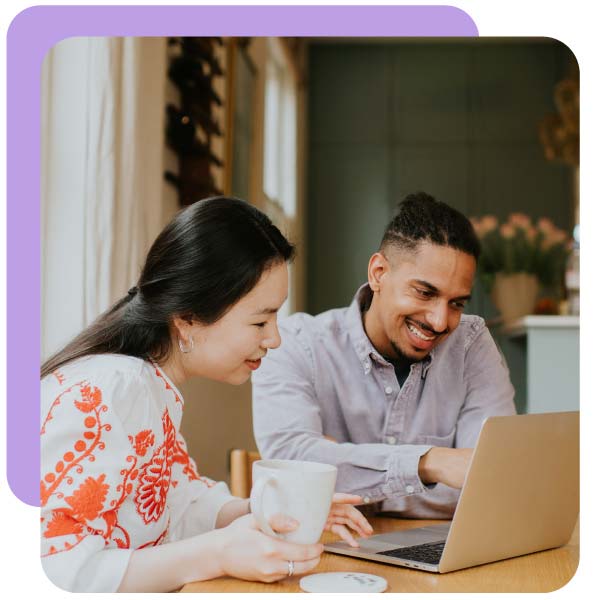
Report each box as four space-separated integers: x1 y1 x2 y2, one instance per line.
402 318 447 352
406 320 436 341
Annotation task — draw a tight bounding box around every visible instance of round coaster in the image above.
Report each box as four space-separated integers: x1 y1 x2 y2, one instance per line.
299 572 388 593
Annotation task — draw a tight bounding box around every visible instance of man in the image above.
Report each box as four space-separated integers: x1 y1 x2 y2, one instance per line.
252 193 515 518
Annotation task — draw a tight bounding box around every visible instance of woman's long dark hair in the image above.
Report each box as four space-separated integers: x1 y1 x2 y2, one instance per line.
41 197 295 378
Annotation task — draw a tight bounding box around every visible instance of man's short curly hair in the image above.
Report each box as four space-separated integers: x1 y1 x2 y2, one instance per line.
380 192 480 260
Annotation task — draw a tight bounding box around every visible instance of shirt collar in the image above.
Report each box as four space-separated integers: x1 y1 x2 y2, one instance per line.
345 283 436 375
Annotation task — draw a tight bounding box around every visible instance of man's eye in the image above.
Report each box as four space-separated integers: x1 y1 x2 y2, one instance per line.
416 289 433 298
451 301 466 310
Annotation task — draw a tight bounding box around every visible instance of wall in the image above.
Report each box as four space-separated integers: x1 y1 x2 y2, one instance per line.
306 40 575 317
306 39 576 413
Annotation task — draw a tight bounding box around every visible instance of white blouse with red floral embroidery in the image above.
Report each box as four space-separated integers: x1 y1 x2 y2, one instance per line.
40 354 234 592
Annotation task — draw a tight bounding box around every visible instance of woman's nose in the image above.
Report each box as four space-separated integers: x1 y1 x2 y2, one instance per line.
262 322 282 350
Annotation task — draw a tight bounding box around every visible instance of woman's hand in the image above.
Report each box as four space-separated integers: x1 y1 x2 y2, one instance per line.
216 513 323 582
324 493 374 547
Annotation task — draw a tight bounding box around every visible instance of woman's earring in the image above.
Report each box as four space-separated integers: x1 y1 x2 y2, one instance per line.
178 335 194 354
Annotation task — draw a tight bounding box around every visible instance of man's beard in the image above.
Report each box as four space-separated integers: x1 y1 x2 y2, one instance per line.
390 339 425 364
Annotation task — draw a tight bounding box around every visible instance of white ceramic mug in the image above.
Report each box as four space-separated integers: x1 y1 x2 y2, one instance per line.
250 459 337 545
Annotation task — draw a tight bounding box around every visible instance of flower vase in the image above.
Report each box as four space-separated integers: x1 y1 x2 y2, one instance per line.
491 273 539 323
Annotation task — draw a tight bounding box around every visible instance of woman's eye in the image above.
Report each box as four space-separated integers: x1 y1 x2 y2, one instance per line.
253 322 267 329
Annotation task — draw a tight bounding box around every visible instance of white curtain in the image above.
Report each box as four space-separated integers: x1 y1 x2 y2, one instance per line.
41 37 168 360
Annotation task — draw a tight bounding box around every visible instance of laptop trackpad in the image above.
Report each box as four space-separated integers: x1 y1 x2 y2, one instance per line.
356 523 450 552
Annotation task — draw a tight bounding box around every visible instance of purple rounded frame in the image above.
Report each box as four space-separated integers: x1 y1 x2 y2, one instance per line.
6 5 478 507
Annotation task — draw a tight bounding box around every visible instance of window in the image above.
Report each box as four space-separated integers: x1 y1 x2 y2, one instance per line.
263 38 297 218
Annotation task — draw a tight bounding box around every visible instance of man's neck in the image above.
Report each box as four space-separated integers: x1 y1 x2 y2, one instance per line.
361 291 396 360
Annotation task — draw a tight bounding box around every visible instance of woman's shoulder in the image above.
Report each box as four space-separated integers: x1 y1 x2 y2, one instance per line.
41 354 164 432
41 354 155 406
44 353 146 383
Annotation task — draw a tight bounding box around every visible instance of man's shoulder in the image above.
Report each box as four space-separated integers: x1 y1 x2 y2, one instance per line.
279 306 348 338
443 313 488 353
458 313 486 331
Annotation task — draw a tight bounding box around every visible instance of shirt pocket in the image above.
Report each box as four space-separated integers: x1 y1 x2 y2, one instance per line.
412 427 456 448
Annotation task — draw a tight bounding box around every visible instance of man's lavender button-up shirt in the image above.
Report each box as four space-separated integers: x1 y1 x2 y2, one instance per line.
252 285 516 518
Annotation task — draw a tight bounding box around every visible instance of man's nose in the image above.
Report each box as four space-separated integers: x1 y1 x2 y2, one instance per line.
427 301 449 334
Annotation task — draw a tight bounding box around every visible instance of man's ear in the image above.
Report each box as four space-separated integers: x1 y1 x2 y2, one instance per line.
367 252 390 293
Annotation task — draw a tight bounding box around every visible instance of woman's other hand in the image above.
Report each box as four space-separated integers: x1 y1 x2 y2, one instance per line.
324 493 374 547
216 513 323 582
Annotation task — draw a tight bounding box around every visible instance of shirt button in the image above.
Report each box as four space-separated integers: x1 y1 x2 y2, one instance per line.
385 386 393 395
363 496 371 504
405 485 415 494
386 436 397 445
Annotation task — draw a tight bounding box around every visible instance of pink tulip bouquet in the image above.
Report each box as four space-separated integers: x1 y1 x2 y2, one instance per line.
469 213 571 293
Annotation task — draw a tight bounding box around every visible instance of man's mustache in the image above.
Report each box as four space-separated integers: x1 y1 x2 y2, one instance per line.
407 318 449 337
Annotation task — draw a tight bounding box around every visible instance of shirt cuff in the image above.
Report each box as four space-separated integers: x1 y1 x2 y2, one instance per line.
42 537 134 592
174 481 234 539
383 445 434 498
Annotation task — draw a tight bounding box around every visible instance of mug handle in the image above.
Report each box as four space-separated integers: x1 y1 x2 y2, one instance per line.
250 474 280 538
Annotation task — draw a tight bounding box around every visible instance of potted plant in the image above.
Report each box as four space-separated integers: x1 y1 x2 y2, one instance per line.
470 213 570 322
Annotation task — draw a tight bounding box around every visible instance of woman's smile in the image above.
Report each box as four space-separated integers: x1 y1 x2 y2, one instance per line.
245 357 263 370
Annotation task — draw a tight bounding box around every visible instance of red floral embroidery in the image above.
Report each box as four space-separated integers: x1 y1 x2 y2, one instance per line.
74 384 102 413
41 395 62 436
106 455 140 549
41 380 138 553
65 474 109 521
99 510 129 549
43 534 87 557
44 510 84 538
153 366 183 406
138 520 170 549
41 364 221 563
40 383 111 507
41 380 85 435
129 430 155 457
172 436 202 482
134 410 176 524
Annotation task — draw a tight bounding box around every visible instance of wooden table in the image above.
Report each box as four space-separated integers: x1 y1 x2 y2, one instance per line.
180 516 579 593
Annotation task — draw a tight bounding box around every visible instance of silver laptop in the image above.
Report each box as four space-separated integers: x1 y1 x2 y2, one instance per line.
325 411 579 573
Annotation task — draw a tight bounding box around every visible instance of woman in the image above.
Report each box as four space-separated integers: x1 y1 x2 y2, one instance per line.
40 197 372 592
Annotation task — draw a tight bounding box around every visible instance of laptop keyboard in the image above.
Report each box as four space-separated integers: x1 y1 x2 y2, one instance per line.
377 540 446 565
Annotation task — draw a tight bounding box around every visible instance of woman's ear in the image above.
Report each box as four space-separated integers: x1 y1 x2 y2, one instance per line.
172 316 192 340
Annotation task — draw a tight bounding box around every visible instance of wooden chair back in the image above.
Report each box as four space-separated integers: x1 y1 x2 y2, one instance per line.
229 448 261 498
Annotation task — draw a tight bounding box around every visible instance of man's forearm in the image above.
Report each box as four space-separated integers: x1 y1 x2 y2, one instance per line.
259 432 434 502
